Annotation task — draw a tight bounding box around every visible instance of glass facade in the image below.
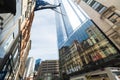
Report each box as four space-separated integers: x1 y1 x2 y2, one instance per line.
0 0 22 58
0 0 22 79
25 57 35 78
59 19 119 74
55 0 120 79
55 0 73 48
56 0 88 49
35 59 41 71
75 0 120 51
0 38 20 80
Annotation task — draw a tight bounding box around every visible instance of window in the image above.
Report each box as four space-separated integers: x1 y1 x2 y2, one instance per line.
98 6 107 14
87 0 93 5
86 54 93 62
95 4 104 12
4 34 14 52
92 2 97 8
100 6 120 24
108 13 120 24
89 0 96 7
13 49 19 63
82 0 106 14
83 0 89 3
92 2 100 10
81 56 86 65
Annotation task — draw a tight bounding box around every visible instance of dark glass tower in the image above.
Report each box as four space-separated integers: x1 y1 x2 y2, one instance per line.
35 58 41 71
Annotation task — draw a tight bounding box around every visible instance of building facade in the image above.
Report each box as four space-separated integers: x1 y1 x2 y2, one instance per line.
24 57 35 80
0 0 35 79
19 0 35 79
55 0 120 80
35 60 59 80
35 58 41 71
74 0 120 50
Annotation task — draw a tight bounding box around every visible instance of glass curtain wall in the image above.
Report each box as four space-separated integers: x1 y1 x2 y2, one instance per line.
55 0 120 79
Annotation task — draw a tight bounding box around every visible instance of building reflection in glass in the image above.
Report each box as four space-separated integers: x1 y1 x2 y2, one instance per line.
59 20 119 75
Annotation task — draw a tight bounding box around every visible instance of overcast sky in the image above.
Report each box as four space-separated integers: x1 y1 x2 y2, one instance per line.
28 7 59 61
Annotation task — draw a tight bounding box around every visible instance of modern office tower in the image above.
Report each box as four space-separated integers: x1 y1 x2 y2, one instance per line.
34 59 41 80
73 0 120 50
35 58 41 71
35 60 59 80
24 57 35 80
0 0 35 79
55 0 120 80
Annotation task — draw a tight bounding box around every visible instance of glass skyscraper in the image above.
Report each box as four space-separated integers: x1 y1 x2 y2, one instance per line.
34 58 41 71
55 0 120 79
55 0 89 49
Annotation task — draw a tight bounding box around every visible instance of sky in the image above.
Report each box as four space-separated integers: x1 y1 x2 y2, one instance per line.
28 0 87 61
28 4 59 61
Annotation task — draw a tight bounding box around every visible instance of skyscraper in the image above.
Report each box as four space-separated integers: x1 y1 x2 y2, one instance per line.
35 58 41 71
55 0 120 80
55 0 89 49
24 57 35 80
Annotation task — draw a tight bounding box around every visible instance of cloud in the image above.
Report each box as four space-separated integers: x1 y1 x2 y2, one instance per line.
29 9 58 60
